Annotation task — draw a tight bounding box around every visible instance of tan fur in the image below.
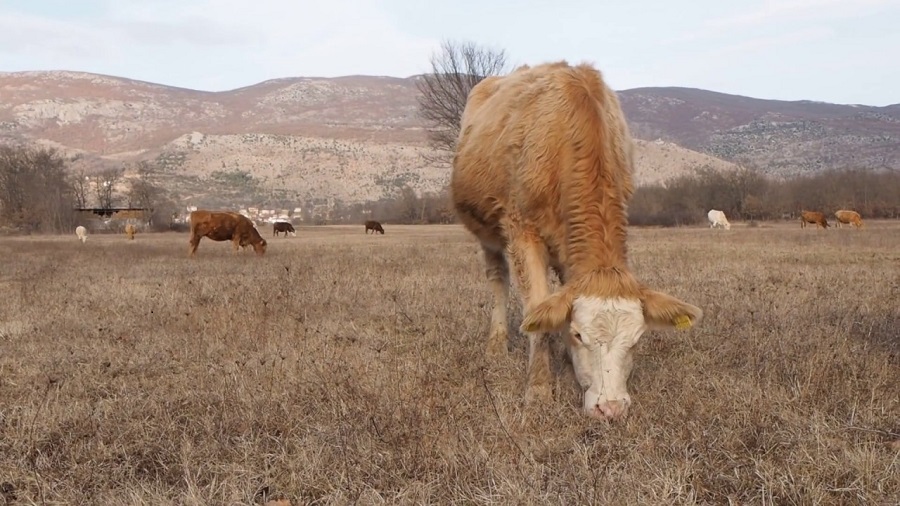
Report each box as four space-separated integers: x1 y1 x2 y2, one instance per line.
124 224 137 240
188 210 267 257
834 209 863 229
452 61 702 417
800 210 829 229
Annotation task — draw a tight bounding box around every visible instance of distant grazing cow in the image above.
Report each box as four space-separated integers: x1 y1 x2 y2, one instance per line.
273 221 296 237
188 210 267 257
451 61 702 420
365 220 385 234
834 209 863 229
124 223 137 240
707 209 731 230
800 210 829 229
75 225 88 243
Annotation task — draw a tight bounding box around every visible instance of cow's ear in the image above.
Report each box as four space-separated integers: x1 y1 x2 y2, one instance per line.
640 289 702 331
521 290 573 333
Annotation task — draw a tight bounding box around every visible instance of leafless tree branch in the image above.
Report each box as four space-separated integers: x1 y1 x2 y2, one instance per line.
416 40 508 162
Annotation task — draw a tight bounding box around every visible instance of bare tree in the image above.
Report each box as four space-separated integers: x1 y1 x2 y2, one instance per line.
92 168 123 211
70 169 90 208
416 40 508 161
0 145 75 232
394 185 422 223
127 162 158 222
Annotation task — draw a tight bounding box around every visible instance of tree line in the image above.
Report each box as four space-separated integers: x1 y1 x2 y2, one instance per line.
0 145 174 234
629 166 900 226
2 143 897 234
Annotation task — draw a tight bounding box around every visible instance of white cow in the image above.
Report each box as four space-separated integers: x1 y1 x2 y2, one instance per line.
707 209 731 230
75 225 88 243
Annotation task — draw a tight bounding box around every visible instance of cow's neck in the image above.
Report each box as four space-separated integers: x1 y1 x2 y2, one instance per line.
562 164 629 279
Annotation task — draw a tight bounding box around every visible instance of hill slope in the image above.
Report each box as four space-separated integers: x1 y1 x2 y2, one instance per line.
5 71 895 206
618 87 900 176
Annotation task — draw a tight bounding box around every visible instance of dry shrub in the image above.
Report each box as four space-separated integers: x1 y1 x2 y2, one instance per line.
0 223 897 504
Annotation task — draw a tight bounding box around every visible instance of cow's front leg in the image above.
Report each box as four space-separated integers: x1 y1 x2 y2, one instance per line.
481 245 510 356
507 233 554 403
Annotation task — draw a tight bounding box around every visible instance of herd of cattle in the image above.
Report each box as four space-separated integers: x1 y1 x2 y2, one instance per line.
72 212 388 254
707 208 864 230
67 61 873 422
74 207 866 252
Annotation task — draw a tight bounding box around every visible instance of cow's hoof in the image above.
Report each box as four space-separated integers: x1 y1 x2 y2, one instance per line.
485 329 508 356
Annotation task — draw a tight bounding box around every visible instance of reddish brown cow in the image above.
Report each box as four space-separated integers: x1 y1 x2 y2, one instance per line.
188 210 267 257
800 210 829 229
365 220 385 234
273 221 296 237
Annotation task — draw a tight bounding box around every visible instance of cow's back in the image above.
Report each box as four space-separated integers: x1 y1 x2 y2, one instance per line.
190 210 239 241
835 210 861 224
452 61 633 249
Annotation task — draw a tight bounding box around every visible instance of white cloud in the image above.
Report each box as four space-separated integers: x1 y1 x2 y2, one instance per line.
707 27 834 57
0 12 114 60
0 0 439 88
708 0 898 29
669 0 900 44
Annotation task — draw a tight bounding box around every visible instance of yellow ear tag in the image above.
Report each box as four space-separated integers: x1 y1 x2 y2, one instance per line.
674 315 693 330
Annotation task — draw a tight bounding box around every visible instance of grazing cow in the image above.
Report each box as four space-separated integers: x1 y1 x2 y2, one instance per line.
707 209 731 230
75 225 88 243
451 61 702 420
834 209 863 229
273 221 296 237
365 220 385 234
800 210 829 229
188 210 267 257
124 223 137 240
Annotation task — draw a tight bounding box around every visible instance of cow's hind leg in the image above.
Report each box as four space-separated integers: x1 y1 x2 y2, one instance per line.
482 245 510 356
507 234 554 403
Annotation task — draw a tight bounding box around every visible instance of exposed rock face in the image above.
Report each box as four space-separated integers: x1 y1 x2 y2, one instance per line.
3 72 894 207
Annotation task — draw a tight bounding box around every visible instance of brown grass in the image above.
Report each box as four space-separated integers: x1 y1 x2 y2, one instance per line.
1 222 898 505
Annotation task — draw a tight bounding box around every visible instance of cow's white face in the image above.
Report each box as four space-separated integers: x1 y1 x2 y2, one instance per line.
521 284 702 421
568 296 645 420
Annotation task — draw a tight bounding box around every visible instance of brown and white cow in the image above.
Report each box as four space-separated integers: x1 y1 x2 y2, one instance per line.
125 223 137 240
834 209 863 229
451 61 703 420
273 221 296 237
800 210 829 229
188 210 267 257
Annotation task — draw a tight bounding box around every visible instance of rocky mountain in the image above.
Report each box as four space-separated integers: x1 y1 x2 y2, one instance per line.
2 71 895 208
618 87 900 177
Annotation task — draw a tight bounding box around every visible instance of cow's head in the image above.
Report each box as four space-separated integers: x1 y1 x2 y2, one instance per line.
521 272 702 420
253 237 267 255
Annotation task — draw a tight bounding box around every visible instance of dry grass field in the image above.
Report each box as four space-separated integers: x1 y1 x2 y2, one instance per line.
1 222 898 505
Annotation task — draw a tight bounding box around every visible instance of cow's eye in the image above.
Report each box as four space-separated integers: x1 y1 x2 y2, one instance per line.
572 331 583 343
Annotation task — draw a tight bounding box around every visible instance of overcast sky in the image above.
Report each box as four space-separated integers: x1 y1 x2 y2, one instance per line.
1 0 898 105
